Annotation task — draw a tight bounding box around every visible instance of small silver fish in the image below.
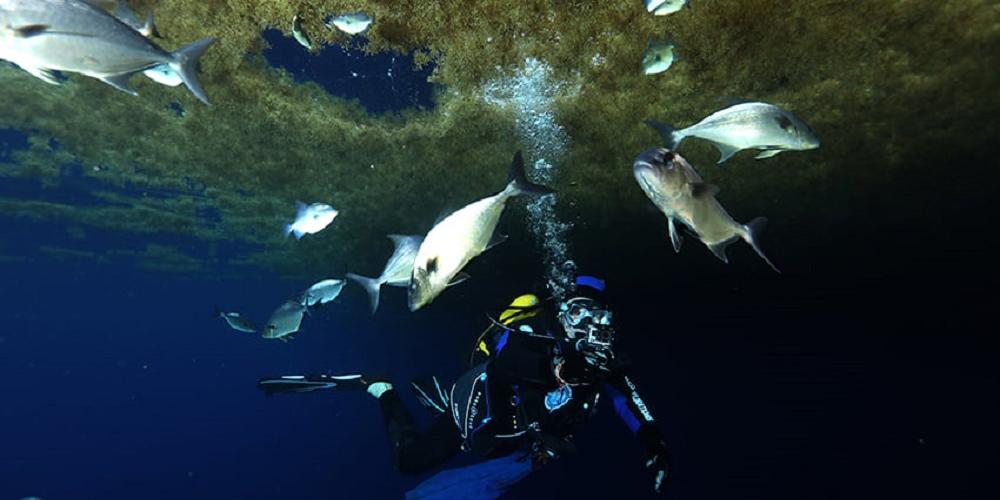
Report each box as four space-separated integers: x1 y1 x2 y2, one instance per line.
263 300 307 341
409 151 554 311
299 279 345 307
285 202 338 240
292 14 312 51
646 102 820 164
216 309 257 334
645 0 690 16
633 147 778 272
327 13 372 35
346 234 423 314
642 39 676 75
0 0 214 104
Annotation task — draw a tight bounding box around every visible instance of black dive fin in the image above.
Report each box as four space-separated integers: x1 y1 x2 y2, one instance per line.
257 374 367 396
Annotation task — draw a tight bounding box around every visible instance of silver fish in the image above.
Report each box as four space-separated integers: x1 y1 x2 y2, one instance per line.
346 234 423 314
408 151 555 311
642 38 676 75
645 102 819 163
299 278 345 307
263 300 307 341
633 147 779 272
645 0 690 16
0 0 214 104
216 308 257 334
292 14 312 51
285 202 338 240
327 12 372 35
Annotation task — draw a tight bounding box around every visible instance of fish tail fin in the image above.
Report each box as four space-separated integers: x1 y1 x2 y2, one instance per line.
505 150 555 198
743 217 781 273
169 37 215 105
346 273 382 315
284 224 294 239
213 305 222 318
644 119 684 149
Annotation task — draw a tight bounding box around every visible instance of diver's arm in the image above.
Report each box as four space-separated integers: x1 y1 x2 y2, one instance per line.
604 373 669 494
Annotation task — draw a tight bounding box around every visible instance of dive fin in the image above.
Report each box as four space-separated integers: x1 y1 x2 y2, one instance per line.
345 273 383 315
99 72 139 96
714 142 740 164
168 37 215 105
506 151 555 198
754 149 783 160
410 375 450 415
258 374 366 395
668 218 682 253
643 119 684 150
743 217 781 273
448 272 471 287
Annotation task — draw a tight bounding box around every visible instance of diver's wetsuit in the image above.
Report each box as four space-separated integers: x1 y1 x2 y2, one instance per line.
378 311 663 475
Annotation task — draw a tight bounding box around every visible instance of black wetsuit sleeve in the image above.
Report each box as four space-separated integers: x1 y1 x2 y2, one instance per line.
603 372 658 436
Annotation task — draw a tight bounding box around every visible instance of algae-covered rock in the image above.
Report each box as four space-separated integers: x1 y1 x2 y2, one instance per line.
0 0 996 277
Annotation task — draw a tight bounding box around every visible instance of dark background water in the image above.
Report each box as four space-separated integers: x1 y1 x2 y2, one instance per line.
1 29 997 500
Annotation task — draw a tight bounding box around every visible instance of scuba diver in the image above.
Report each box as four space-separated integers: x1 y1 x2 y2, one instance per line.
257 275 670 495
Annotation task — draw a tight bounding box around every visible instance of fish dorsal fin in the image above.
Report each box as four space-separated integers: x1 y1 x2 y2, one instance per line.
448 272 470 287
690 182 719 198
100 73 139 96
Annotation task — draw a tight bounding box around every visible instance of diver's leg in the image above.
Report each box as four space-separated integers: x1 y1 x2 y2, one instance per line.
374 387 463 475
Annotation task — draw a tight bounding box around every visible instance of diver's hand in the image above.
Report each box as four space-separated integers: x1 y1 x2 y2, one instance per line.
639 424 669 494
644 447 669 494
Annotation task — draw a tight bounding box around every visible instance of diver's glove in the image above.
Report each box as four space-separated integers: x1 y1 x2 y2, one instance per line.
639 424 669 494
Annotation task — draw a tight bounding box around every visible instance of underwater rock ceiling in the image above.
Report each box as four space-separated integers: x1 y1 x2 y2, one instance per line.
0 0 997 276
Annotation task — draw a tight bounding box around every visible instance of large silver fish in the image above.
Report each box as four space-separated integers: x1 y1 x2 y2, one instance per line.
263 300 307 341
346 234 423 314
408 151 555 311
633 147 779 272
645 102 819 164
0 0 214 104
